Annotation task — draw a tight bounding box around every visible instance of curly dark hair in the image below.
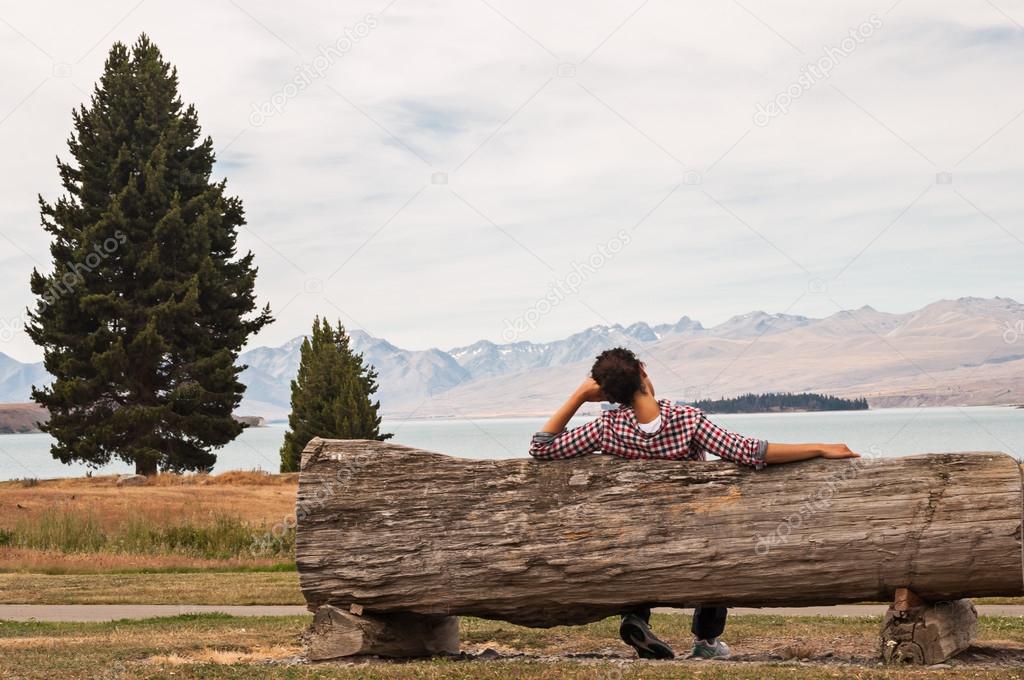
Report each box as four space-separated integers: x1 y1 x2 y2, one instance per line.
591 347 644 406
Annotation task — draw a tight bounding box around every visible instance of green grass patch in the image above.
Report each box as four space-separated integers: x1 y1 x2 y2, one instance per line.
109 561 297 574
0 611 286 636
5 508 295 559
2 614 1024 679
0 570 304 605
0 561 297 575
974 596 1024 606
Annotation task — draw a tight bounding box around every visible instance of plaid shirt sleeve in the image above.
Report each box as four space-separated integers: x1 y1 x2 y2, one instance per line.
529 417 603 459
690 408 768 469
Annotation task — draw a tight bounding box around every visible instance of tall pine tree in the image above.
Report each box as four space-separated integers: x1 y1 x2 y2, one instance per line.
27 35 272 475
280 318 390 472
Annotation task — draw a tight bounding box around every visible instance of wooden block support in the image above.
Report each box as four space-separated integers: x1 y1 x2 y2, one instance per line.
893 587 925 612
880 594 977 665
305 604 460 660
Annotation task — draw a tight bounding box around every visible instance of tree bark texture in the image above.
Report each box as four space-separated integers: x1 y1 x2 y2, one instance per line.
296 438 1024 628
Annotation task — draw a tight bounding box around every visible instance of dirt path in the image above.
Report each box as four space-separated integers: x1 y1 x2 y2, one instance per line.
4 603 1024 622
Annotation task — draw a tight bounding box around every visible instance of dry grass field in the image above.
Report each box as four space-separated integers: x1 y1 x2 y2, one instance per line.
0 472 299 571
0 471 298 529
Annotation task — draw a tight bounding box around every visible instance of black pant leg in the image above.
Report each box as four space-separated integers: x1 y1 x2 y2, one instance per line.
691 606 727 640
620 605 652 623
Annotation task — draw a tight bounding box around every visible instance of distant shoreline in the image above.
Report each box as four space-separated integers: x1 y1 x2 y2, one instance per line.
0 404 268 435
379 402 1024 422
3 401 1021 433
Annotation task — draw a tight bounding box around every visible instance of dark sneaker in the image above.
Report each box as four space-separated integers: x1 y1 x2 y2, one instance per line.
619 613 675 660
691 637 731 659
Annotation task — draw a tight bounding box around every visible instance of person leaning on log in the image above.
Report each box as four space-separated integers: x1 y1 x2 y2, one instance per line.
529 346 860 661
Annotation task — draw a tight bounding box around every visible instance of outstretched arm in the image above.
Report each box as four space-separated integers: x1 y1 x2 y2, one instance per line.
764 442 859 464
690 407 859 468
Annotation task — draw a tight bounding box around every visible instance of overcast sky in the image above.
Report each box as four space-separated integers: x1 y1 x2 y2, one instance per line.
0 0 1022 362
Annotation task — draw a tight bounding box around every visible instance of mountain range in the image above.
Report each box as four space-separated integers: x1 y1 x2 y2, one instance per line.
2 296 1022 420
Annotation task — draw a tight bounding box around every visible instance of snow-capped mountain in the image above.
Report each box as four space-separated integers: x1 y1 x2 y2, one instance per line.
447 316 703 380
705 311 811 339
237 329 471 419
3 297 1023 419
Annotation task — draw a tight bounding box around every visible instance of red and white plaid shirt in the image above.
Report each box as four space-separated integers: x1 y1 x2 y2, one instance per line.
529 399 768 469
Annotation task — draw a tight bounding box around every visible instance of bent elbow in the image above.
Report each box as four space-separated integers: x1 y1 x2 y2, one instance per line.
529 432 557 459
528 444 552 459
739 439 769 470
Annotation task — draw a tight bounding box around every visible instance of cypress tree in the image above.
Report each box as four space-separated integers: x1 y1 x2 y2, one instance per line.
280 318 391 472
26 35 272 475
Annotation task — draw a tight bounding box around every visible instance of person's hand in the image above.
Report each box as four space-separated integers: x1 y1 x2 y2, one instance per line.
820 443 859 459
574 377 606 403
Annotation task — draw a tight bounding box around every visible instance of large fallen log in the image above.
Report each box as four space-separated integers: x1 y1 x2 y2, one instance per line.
296 439 1023 660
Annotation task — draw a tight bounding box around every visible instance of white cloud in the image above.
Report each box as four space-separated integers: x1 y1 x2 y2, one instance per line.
0 0 1022 362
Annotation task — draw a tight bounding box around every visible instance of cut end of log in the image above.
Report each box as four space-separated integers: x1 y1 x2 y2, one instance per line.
299 437 328 472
